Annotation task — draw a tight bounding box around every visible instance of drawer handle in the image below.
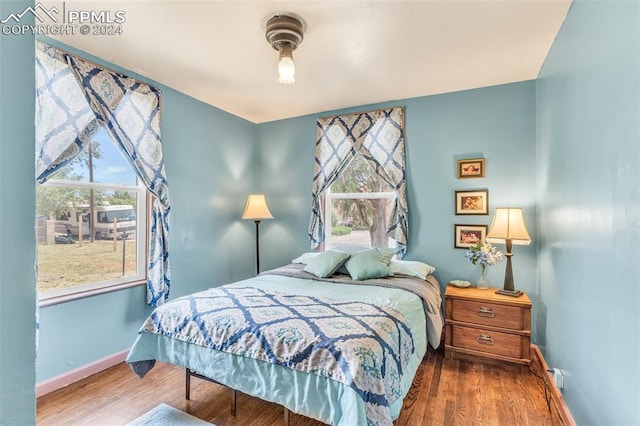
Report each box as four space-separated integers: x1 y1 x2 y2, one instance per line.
476 334 494 345
477 307 495 318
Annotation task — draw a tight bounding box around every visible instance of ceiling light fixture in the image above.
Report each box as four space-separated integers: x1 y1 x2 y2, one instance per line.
266 14 304 84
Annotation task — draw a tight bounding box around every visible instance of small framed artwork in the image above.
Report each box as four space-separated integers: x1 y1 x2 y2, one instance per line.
455 189 489 215
454 224 488 249
457 158 485 179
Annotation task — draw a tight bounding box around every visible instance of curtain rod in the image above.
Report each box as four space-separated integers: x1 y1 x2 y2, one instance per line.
318 105 404 121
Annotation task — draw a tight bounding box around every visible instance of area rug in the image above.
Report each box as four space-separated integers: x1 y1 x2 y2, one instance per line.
127 403 212 425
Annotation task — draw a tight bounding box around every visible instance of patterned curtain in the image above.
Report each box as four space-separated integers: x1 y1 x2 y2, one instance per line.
308 107 408 256
35 41 171 306
35 41 100 182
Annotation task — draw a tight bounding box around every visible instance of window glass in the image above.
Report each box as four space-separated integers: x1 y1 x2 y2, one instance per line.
325 154 396 249
63 130 137 186
35 127 147 300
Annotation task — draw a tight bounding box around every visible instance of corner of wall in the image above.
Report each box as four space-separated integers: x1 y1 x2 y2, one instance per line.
0 1 37 424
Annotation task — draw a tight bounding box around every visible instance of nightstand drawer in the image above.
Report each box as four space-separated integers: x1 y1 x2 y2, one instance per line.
450 325 525 359
449 298 525 330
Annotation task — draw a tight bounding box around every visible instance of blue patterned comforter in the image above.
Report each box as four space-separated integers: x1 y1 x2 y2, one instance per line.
141 285 415 425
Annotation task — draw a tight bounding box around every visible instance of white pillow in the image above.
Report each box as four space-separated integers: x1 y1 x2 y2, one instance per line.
291 252 321 264
389 260 436 280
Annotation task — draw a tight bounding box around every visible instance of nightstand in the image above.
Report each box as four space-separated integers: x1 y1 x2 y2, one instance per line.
444 285 532 368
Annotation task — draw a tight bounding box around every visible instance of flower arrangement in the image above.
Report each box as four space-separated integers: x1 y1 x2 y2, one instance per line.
465 242 504 289
465 242 504 267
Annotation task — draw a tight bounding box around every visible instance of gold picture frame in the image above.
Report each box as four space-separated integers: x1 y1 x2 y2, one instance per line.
454 224 488 249
457 158 485 179
455 189 489 215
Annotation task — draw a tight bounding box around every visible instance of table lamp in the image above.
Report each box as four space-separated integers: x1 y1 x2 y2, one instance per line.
486 207 531 297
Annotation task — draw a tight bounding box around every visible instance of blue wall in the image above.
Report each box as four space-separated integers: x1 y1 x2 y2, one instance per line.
0 1 36 424
36 40 257 382
9 3 638 424
536 0 640 423
256 82 539 332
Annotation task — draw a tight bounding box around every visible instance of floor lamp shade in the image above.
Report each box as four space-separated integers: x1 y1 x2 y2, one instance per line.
486 208 531 297
242 194 273 275
241 194 274 221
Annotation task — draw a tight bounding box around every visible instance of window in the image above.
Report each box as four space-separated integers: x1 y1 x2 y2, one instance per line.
310 107 408 255
35 41 170 306
35 127 148 302
324 154 396 250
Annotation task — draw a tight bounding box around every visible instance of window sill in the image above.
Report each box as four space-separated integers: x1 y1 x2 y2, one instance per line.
38 279 146 307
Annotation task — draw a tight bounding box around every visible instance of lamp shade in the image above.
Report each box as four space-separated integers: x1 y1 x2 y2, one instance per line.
241 194 273 220
486 207 531 245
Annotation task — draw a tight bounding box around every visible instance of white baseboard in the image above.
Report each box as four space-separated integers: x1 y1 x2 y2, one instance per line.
37 349 129 398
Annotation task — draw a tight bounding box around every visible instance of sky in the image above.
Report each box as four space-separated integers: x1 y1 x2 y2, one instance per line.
68 127 137 185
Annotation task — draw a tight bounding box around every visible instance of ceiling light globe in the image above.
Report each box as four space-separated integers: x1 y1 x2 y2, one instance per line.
278 56 295 84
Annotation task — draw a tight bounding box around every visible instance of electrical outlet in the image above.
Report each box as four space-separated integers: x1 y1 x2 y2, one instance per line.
552 368 564 389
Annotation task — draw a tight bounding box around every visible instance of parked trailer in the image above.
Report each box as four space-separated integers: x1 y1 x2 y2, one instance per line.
54 205 136 240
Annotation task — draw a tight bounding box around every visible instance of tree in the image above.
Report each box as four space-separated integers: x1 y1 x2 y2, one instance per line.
331 154 392 247
35 140 104 221
36 185 84 218
69 140 103 172
105 191 137 209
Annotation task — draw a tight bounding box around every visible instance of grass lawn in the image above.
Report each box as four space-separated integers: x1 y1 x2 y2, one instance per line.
331 225 352 236
37 240 137 292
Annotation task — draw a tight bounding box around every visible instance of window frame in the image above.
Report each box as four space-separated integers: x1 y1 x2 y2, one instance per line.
37 178 149 306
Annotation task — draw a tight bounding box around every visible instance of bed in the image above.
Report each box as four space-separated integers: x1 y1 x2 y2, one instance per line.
126 258 443 426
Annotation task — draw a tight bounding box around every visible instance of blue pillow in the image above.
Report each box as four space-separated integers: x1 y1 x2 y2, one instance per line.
303 250 350 278
335 246 397 274
344 248 392 280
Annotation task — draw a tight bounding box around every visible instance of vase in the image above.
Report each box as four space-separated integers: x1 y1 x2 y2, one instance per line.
477 265 490 289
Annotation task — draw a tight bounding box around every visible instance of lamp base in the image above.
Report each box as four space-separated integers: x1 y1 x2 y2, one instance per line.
495 288 523 297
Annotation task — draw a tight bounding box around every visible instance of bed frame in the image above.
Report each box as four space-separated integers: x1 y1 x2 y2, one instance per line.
185 368 291 425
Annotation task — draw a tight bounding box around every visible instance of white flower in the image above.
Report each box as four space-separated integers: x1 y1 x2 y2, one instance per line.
465 242 504 267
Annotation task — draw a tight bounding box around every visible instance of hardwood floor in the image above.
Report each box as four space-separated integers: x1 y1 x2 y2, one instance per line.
37 346 562 425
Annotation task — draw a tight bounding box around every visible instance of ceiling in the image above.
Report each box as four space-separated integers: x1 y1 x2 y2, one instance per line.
42 0 572 123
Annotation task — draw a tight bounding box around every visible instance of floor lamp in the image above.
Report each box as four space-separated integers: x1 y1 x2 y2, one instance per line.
241 194 273 275
486 207 531 297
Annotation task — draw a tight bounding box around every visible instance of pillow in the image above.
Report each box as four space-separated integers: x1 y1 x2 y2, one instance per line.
335 245 398 255
377 247 397 264
389 260 436 280
291 252 321 264
344 248 392 280
333 245 368 254
335 247 395 274
303 250 350 278
336 263 350 275
334 247 369 274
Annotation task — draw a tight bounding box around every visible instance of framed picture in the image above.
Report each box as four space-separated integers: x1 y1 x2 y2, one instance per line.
455 189 489 215
454 224 488 249
457 158 485 179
